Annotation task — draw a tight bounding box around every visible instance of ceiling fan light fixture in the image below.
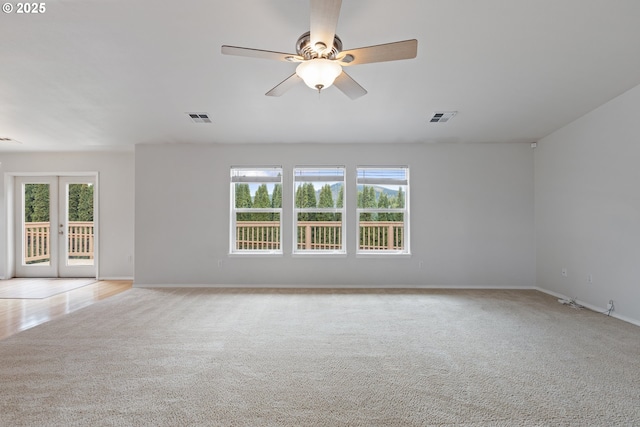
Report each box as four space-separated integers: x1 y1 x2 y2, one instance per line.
296 59 342 92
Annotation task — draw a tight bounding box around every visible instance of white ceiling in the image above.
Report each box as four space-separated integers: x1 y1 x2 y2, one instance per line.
1 0 640 152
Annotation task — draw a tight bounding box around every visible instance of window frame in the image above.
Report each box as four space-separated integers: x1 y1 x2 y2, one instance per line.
292 166 346 256
230 166 283 255
356 166 410 256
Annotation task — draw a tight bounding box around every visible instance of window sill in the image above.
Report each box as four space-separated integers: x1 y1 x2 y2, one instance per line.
356 252 412 259
228 251 283 257
292 252 347 258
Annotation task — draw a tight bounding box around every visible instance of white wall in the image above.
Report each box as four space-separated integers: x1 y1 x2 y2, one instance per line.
0 151 135 280
135 142 535 288
535 84 640 325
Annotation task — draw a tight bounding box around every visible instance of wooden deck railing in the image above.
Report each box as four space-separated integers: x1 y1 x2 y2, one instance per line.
24 221 50 263
297 221 343 250
68 222 95 259
24 221 94 263
236 221 404 251
359 221 404 250
236 221 281 250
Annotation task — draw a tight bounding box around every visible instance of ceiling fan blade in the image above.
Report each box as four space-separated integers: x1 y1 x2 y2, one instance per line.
221 45 303 62
310 0 342 53
266 73 303 97
338 39 418 66
333 71 367 100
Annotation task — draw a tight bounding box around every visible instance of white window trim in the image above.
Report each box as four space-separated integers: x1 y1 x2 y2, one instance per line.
230 167 283 255
356 166 410 256
292 167 346 255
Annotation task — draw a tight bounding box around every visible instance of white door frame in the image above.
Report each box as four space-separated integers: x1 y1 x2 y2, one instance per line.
13 174 98 278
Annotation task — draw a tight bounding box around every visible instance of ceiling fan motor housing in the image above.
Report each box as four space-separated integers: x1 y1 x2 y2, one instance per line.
296 31 343 59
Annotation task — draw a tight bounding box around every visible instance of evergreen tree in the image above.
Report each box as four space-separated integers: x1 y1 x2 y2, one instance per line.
235 183 252 221
271 183 282 221
336 185 344 208
393 187 405 221
377 192 390 221
77 185 94 221
295 183 317 221
68 184 82 221
31 184 50 222
317 184 335 221
358 185 377 221
271 184 282 209
23 184 35 222
251 184 271 221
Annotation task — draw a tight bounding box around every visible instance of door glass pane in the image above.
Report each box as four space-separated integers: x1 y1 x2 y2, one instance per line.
66 183 94 266
23 183 51 265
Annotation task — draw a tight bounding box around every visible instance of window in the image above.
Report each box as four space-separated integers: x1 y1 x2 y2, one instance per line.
230 167 283 254
293 167 346 254
357 167 409 254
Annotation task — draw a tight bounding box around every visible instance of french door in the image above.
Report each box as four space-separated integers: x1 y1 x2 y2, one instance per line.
15 176 97 278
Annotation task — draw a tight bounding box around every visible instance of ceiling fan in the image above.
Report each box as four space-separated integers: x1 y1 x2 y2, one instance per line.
221 0 418 100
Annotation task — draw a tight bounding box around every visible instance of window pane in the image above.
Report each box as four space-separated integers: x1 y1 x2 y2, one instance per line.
293 167 345 254
297 213 343 251
235 182 282 209
231 167 282 253
67 183 94 266
357 185 406 209
235 213 281 251
23 183 50 265
357 167 409 254
359 213 404 251
294 168 344 209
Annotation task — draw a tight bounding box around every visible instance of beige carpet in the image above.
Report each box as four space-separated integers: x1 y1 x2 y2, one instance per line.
0 288 638 426
0 278 96 299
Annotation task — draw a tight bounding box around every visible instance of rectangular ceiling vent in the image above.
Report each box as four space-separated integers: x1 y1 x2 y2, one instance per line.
187 113 212 124
429 111 457 123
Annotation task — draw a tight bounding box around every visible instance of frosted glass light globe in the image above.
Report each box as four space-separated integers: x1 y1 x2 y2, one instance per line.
296 59 342 91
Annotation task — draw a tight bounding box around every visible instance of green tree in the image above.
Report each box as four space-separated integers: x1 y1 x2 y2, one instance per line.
251 184 271 221
271 183 282 221
68 184 81 221
23 184 35 222
336 185 344 209
31 184 50 222
295 182 317 221
235 183 252 221
317 184 335 221
377 192 390 221
77 185 94 221
271 183 282 209
392 187 405 221
358 186 377 221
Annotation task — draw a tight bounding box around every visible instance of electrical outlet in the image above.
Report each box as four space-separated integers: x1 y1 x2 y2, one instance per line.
561 268 568 277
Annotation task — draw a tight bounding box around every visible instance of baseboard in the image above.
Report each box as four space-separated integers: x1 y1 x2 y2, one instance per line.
535 287 640 327
98 276 134 281
133 283 535 290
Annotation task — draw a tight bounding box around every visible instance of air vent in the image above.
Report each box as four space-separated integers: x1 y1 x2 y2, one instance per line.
429 111 457 123
0 137 20 144
187 113 212 123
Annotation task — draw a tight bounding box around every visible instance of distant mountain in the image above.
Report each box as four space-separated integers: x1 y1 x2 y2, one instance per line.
356 185 399 200
311 184 399 206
